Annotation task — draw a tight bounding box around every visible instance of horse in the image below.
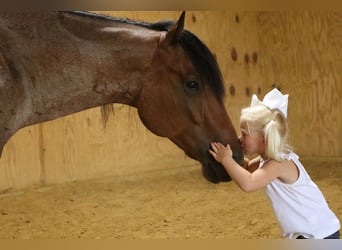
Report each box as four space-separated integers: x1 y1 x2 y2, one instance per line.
0 11 243 183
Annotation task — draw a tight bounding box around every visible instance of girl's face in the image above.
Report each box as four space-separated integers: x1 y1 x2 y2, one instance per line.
240 123 265 156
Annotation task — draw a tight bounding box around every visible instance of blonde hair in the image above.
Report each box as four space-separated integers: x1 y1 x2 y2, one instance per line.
240 104 292 161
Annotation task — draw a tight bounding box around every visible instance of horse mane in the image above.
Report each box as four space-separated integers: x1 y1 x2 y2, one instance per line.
63 11 226 100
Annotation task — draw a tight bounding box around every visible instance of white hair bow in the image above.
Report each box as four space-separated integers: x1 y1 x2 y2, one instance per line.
250 88 289 118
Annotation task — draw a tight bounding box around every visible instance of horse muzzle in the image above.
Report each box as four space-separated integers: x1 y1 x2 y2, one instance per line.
201 150 243 183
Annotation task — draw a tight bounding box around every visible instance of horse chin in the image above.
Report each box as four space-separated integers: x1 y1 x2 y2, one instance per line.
201 161 232 183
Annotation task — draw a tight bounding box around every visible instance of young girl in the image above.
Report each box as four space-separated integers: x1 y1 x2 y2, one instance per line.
209 88 340 239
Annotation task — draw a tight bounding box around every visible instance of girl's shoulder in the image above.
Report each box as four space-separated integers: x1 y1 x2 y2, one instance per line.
257 151 299 170
265 152 301 184
279 151 299 161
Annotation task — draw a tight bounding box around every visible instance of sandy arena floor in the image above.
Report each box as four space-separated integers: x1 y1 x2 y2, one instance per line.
0 160 341 239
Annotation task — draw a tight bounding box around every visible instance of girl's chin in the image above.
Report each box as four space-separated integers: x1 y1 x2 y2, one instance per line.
243 150 254 156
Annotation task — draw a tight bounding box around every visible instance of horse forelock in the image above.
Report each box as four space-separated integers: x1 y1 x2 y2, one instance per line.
149 19 226 100
63 11 225 100
178 31 226 100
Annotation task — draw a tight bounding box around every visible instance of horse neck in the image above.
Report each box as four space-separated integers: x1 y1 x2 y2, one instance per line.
14 12 161 126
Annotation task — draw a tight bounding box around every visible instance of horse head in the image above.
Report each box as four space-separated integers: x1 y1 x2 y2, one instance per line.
137 12 244 183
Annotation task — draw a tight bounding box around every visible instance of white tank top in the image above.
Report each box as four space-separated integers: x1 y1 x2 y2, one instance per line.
259 152 340 239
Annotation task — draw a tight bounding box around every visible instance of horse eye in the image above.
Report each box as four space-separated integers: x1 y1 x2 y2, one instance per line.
185 81 200 93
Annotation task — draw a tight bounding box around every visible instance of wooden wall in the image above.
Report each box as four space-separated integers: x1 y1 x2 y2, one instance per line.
0 11 341 191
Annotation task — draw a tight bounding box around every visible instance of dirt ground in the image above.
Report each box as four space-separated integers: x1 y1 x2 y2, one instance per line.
0 160 341 239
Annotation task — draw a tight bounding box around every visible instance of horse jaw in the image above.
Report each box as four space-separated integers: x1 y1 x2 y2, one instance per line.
165 130 243 183
201 156 238 183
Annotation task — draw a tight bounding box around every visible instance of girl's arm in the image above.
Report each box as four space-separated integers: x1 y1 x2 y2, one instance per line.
242 156 261 173
246 156 261 173
209 142 282 192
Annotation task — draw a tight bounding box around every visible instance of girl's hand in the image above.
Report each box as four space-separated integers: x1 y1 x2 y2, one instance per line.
209 142 233 164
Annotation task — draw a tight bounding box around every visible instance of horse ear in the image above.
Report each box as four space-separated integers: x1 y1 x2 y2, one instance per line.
164 11 185 46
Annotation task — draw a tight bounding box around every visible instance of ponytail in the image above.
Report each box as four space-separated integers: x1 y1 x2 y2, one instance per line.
263 110 290 161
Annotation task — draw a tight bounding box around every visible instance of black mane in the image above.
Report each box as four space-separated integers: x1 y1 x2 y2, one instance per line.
64 11 225 99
